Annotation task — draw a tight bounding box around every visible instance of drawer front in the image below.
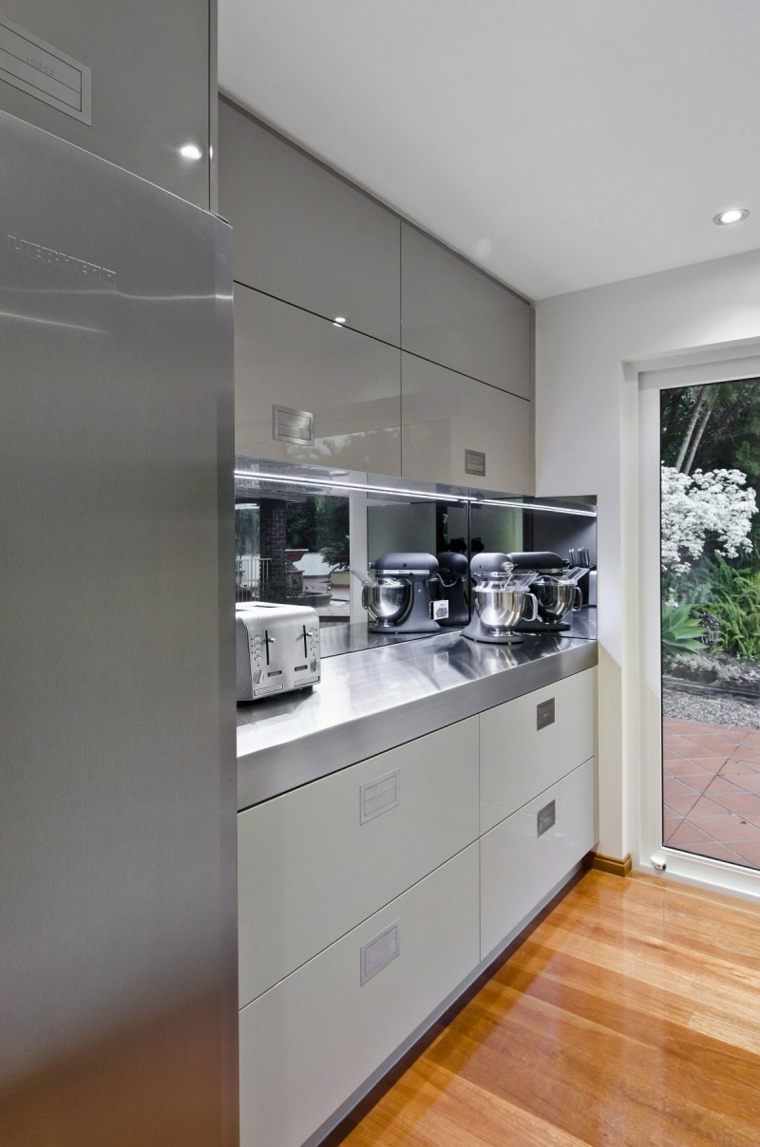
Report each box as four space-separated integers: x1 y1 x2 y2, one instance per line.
480 758 596 960
558 667 597 777
479 682 560 833
238 717 479 1006
239 843 480 1147
479 668 596 833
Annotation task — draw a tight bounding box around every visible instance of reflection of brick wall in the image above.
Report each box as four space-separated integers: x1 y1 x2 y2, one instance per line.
260 499 288 599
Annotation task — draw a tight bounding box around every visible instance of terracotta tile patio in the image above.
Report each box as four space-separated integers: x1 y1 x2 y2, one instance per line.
663 718 760 868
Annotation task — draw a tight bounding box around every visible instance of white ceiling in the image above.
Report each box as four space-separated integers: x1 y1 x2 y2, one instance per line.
219 0 760 300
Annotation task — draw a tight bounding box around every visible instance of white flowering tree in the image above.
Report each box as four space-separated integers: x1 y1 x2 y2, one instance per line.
661 466 757 575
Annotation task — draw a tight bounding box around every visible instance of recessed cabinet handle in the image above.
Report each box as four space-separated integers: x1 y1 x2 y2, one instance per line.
360 770 400 824
536 698 556 731
360 920 400 985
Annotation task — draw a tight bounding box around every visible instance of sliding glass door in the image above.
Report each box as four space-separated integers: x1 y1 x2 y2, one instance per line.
659 379 760 869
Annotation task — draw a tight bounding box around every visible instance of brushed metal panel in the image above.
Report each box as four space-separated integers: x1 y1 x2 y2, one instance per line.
0 112 236 1146
401 222 532 396
219 99 401 343
0 1 211 208
235 285 401 473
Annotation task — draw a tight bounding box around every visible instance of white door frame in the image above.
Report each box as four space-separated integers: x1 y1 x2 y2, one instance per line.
633 344 760 901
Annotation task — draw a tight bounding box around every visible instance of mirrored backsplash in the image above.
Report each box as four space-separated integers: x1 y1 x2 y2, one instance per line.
235 457 597 655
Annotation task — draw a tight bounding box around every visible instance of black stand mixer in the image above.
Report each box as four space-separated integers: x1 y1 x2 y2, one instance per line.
361 552 446 634
506 551 583 633
462 554 538 645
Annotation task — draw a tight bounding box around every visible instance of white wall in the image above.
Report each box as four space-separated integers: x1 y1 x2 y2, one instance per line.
535 248 760 860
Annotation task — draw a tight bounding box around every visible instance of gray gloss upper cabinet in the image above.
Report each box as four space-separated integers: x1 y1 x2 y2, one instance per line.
401 354 533 493
219 100 401 345
401 224 532 397
0 1 212 208
235 285 401 474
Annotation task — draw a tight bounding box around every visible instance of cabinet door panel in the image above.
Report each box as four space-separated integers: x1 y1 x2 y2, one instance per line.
239 844 479 1147
235 285 401 473
238 717 479 1007
219 100 401 344
480 759 596 960
401 223 531 395
401 353 532 491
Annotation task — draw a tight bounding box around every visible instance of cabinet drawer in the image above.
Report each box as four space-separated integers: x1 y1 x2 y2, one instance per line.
219 101 401 345
234 285 401 473
401 223 531 395
480 758 596 961
238 717 479 1006
400 352 533 492
479 668 596 833
239 842 480 1147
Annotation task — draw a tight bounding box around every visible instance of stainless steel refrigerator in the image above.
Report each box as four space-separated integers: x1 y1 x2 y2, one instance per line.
0 111 237 1145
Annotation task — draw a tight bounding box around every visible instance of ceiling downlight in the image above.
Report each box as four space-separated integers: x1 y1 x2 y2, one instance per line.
713 207 749 226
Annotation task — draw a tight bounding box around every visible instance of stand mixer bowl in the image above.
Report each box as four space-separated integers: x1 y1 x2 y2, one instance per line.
361 576 412 627
473 580 538 634
531 575 583 623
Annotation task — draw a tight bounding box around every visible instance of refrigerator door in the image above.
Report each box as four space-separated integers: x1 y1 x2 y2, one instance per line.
0 112 237 1145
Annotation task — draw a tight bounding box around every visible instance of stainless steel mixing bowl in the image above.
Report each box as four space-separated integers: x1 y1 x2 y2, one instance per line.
473 582 538 633
361 577 412 627
531 576 583 622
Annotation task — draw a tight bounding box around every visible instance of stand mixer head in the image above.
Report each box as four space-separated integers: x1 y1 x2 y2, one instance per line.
462 553 538 645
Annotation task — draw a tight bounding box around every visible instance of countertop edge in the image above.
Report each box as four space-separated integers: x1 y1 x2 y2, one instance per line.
237 640 597 811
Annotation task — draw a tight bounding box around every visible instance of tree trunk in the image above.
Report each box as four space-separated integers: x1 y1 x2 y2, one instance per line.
674 385 706 472
683 403 713 474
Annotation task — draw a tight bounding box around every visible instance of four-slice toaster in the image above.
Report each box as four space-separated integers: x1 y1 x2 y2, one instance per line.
236 602 321 702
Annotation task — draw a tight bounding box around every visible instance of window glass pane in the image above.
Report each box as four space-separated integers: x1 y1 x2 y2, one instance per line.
661 379 760 867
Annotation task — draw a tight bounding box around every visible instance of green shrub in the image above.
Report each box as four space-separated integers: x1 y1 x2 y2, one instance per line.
707 558 760 660
661 603 706 657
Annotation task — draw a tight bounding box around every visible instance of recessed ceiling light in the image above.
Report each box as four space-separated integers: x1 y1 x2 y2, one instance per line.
713 207 749 226
179 143 203 161
333 315 347 324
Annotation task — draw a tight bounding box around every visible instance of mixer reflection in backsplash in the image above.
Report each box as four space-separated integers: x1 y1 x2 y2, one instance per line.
359 549 594 640
359 553 450 634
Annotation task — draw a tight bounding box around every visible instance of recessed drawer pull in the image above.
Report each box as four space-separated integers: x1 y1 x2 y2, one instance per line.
537 799 556 838
360 769 400 824
360 920 400 985
536 697 556 731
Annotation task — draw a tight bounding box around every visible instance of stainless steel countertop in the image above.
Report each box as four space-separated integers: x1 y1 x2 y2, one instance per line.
237 630 598 810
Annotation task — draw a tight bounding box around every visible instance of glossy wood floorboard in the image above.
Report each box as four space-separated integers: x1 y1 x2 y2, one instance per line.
342 871 760 1146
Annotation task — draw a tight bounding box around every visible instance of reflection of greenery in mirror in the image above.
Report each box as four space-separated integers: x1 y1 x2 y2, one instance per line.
235 493 351 625
469 505 522 556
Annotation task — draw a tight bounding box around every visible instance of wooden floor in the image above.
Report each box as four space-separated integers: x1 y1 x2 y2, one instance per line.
342 870 760 1146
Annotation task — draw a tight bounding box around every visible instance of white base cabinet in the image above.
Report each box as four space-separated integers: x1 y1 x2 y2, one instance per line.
480 758 597 960
238 669 597 1146
238 718 479 1006
239 843 480 1147
480 667 597 833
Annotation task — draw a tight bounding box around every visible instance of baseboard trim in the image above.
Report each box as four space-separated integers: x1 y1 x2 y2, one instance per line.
592 851 633 878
